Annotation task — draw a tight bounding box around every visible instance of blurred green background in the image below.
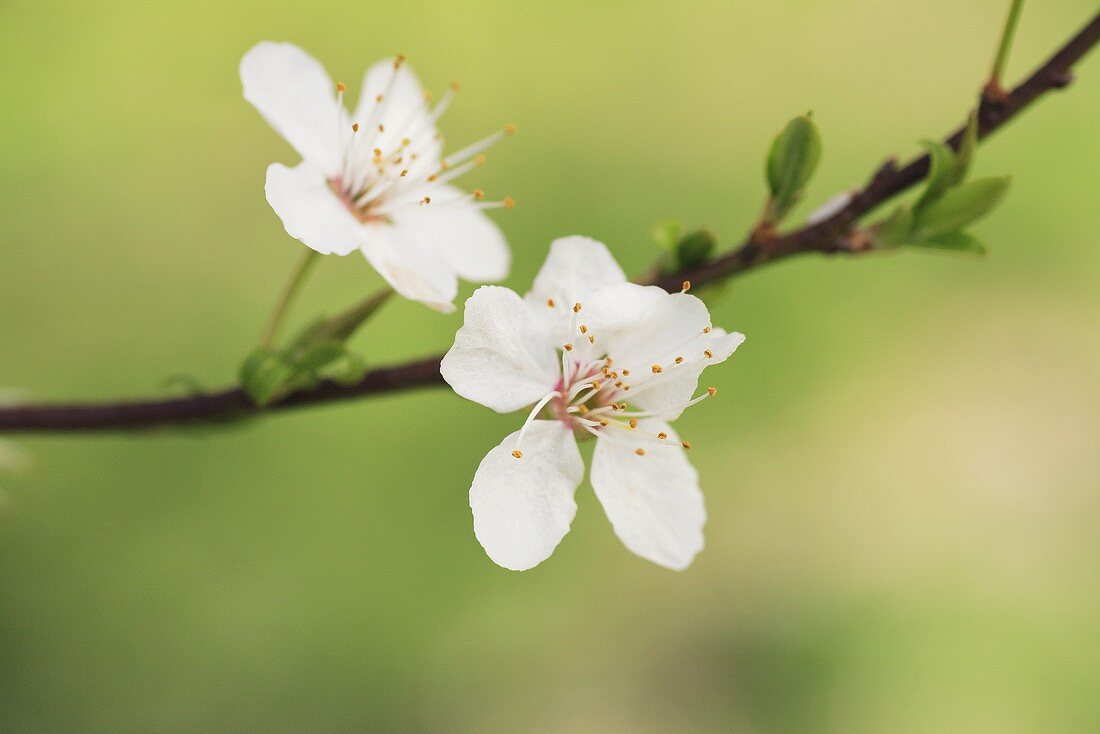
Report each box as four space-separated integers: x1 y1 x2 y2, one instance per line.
2 0 1099 731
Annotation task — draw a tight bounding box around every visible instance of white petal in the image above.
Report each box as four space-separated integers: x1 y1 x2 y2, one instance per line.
352 59 441 171
524 236 627 315
392 186 510 283
265 161 364 256
590 421 706 570
241 41 345 175
360 222 459 311
441 286 560 412
470 421 583 571
628 327 746 421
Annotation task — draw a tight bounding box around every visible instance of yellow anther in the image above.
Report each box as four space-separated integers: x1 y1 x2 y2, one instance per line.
628 419 638 429
573 303 582 313
473 189 485 200
703 326 711 334
651 364 663 374
378 124 385 132
615 381 623 388
682 280 691 292
503 123 517 135
336 82 347 93
563 343 573 352
400 169 409 177
587 335 596 344
591 380 601 390
635 448 646 456
600 419 609 427
503 197 516 209
402 137 410 147
578 405 589 415
421 196 431 205
450 80 462 91
375 93 384 103
428 174 438 182
623 385 631 391
658 432 668 440
675 356 683 364
373 148 382 158
681 441 692 450
352 123 360 132
704 349 714 359
511 450 523 459
394 53 407 68
579 325 588 334
708 386 717 396
621 369 630 376
619 403 628 410
605 357 613 365
423 90 434 102
474 154 487 166
546 298 555 308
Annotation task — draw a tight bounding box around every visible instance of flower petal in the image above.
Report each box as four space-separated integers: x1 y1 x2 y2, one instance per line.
524 236 627 315
241 41 345 175
393 185 510 283
360 222 459 312
470 421 583 571
265 161 364 256
590 420 706 570
441 286 560 412
352 59 442 173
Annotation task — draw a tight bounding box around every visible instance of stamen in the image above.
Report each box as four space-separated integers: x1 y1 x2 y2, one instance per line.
512 450 523 459
658 432 668 440
682 280 692 292
516 391 560 449
546 298 555 308
682 441 691 450
703 326 711 334
573 303 582 313
635 448 646 456
675 356 683 364
651 364 663 374
704 349 714 359
628 419 638 429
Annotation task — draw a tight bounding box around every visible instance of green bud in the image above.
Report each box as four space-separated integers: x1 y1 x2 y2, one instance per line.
675 229 717 270
765 113 822 224
652 220 682 252
913 176 1011 238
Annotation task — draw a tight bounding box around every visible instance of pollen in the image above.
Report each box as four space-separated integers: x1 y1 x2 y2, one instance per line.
704 349 714 359
563 343 574 352
658 432 668 440
682 280 692 292
511 450 523 459
546 298 555 308
473 189 485 200
651 364 663 374
336 82 347 93
628 419 638 429
503 123 517 135
635 448 646 456
681 441 692 450
573 302 582 313
503 197 516 209
708 386 717 396
675 356 683 364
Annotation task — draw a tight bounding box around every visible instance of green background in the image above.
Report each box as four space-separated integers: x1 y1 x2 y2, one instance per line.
2 1 1099 731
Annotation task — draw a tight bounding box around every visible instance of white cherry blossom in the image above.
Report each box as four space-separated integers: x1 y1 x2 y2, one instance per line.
241 41 513 312
441 236 746 571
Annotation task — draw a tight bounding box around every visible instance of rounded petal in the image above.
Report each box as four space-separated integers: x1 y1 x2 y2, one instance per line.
360 223 459 312
241 41 344 175
393 186 510 283
265 161 364 256
352 59 442 172
524 236 627 315
470 421 584 571
590 421 706 570
441 286 560 412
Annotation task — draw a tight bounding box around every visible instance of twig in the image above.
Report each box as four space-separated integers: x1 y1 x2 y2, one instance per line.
2 11 1098 434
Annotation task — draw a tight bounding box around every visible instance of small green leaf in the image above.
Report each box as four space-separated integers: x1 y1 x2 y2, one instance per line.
915 140 957 212
675 229 717 270
952 111 979 184
765 113 822 223
295 341 347 373
873 206 914 248
906 231 988 256
333 350 368 385
652 220 682 251
914 176 1011 238
239 347 296 406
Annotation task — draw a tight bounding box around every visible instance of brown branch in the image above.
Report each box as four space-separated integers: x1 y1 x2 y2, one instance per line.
3 11 1098 434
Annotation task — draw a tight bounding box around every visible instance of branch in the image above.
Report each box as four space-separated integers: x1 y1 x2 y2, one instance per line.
3 11 1098 434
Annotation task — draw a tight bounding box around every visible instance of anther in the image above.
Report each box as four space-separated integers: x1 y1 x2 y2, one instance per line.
635 448 646 456
546 298 555 308
621 369 630 376
336 82 347 93
400 169 409 177
579 325 588 334
703 326 711 334
503 123 517 135
628 419 638 429
615 381 623 388
675 356 683 364
474 154 487 166
421 196 431 205
511 450 523 459
573 303 582 313
704 349 714 359
374 148 383 158
375 93 383 103
658 432 668 440
588 335 596 344
393 53 407 68
651 364 663 374
473 189 484 200
563 343 573 352
600 419 609 427
428 174 438 182
708 386 717 396
401 137 411 147
450 80 461 91
503 197 516 209
351 123 360 132
578 405 589 415
681 441 692 450
682 280 691 292
378 124 385 133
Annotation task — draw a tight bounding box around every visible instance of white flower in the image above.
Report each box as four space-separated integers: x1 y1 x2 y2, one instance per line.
240 42 513 312
441 237 746 571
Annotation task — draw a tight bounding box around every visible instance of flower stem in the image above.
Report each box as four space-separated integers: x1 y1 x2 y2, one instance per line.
260 249 320 348
988 0 1025 96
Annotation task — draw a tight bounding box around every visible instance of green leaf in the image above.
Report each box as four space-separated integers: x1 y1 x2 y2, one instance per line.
905 231 988 256
333 350 368 385
652 220 682 251
675 229 717 270
913 176 1011 238
294 341 347 373
239 347 296 407
952 111 979 184
873 206 914 248
765 113 822 223
915 140 957 212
